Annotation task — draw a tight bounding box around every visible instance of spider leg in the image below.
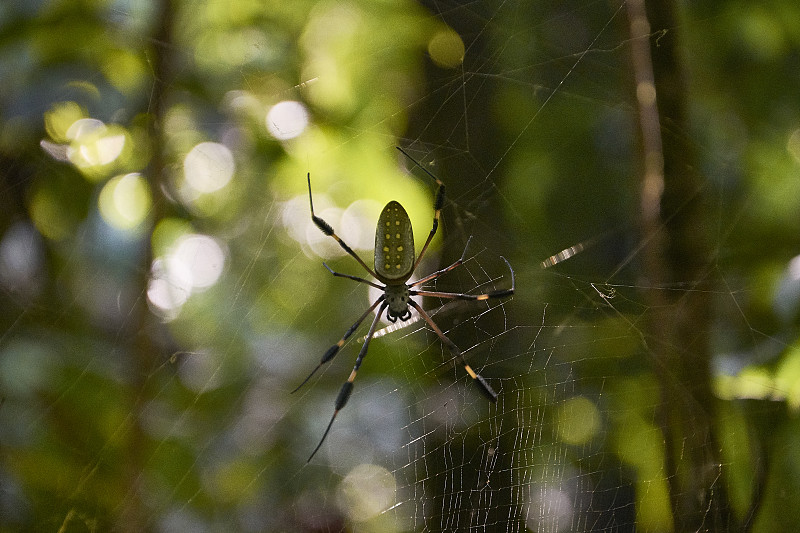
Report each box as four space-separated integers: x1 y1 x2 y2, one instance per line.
411 256 516 301
291 296 385 394
323 262 384 290
396 147 445 272
307 300 388 462
410 236 473 288
307 173 379 279
408 300 498 403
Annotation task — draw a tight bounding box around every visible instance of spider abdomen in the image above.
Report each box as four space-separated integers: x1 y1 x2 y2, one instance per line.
374 201 415 282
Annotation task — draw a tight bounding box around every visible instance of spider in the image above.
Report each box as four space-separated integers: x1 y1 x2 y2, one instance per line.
296 147 515 461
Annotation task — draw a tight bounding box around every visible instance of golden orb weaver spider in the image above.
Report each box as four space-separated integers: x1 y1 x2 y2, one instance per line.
297 147 515 462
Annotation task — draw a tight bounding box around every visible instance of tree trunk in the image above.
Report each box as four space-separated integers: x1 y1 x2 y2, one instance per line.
626 0 732 529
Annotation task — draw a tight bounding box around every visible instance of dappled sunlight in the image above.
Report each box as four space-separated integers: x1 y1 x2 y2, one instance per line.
41 103 129 178
65 118 126 173
281 194 314 244
172 234 226 290
337 463 397 524
266 100 309 140
283 192 378 259
427 28 465 69
147 233 226 319
340 199 383 251
301 2 362 112
556 396 601 445
306 204 348 259
98 173 152 231
147 257 191 318
525 485 574 533
183 142 235 195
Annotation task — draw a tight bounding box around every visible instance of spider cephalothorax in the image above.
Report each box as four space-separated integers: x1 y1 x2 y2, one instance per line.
383 284 412 322
295 147 515 461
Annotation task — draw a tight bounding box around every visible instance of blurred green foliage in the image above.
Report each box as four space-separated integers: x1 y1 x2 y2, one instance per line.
1 0 800 531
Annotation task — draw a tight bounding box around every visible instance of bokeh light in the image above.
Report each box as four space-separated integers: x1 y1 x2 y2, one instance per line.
148 257 191 317
340 199 382 251
266 100 309 140
98 173 152 231
306 204 347 258
171 233 226 290
428 29 465 68
556 396 601 445
284 193 377 257
525 485 574 533
337 463 396 522
29 186 70 241
147 233 227 318
0 222 44 297
183 142 235 194
65 118 126 173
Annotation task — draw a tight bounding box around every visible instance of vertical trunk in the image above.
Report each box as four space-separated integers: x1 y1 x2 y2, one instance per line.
118 0 175 530
626 0 731 530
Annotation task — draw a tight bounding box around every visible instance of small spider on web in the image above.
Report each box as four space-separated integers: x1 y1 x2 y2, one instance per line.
294 147 515 462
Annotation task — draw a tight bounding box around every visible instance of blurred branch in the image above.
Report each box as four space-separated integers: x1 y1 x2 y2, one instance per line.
626 0 732 530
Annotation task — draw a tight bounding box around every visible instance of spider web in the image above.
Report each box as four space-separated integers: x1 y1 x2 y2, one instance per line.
2 0 800 531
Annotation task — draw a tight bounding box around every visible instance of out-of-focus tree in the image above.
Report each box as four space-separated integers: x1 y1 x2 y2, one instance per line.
0 0 441 530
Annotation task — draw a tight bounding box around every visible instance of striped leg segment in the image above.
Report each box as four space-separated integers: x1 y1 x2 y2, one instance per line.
410 236 473 288
307 173 379 279
409 300 498 403
292 297 384 394
307 301 388 462
411 257 515 302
